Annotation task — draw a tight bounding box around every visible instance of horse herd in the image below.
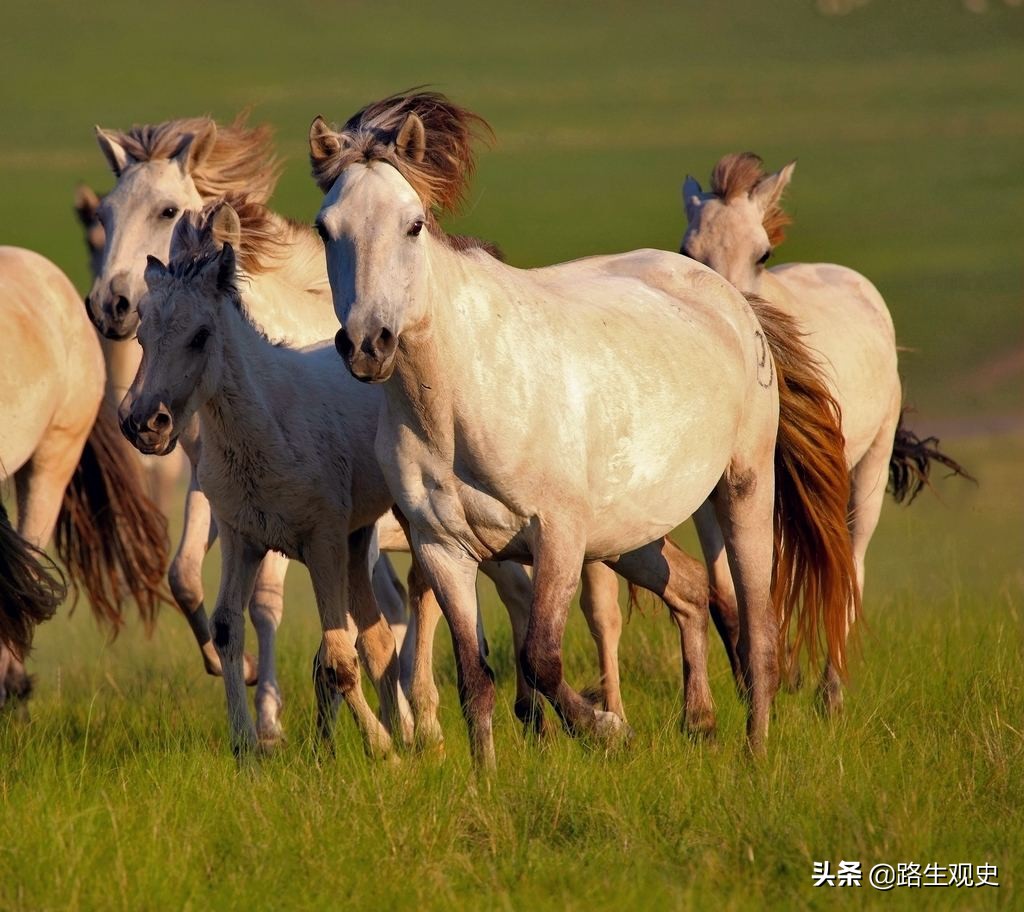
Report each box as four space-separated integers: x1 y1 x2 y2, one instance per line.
0 91 970 766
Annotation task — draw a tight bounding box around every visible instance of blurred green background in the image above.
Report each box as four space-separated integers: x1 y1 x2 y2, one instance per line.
2 0 1021 420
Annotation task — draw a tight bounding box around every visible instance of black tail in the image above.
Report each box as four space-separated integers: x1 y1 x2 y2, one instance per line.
888 409 977 505
0 503 65 659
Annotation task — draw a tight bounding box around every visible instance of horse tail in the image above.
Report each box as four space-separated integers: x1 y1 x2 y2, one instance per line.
54 400 171 635
0 503 65 659
748 296 859 679
888 408 976 505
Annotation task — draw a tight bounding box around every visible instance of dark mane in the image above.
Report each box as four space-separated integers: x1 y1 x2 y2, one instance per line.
105 112 280 204
710 152 791 247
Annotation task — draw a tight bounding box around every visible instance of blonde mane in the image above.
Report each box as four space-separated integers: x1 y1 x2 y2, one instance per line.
710 152 791 247
171 193 311 277
106 113 281 204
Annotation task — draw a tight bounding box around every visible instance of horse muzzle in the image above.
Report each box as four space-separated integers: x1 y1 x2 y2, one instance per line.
335 326 397 383
120 402 177 455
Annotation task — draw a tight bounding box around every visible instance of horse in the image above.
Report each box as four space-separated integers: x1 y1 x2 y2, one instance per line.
120 207 417 756
86 113 347 742
680 152 974 711
0 246 169 711
74 182 187 515
310 91 857 766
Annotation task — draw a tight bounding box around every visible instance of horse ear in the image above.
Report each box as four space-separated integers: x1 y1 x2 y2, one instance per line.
682 175 703 220
210 202 242 250
74 183 101 224
752 160 796 213
144 255 168 288
215 243 237 291
171 120 217 175
95 127 130 176
309 116 342 165
395 112 426 164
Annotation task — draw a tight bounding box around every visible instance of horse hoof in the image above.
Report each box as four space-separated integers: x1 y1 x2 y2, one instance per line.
816 686 844 718
592 709 633 744
682 710 717 742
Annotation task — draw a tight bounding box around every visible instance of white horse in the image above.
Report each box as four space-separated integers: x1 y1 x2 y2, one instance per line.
74 182 187 516
0 246 168 710
680 152 972 711
86 115 392 742
121 208 413 755
310 92 858 766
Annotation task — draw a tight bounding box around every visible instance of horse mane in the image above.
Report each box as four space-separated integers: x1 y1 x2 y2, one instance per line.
171 193 309 277
311 90 493 216
710 152 791 247
106 112 280 204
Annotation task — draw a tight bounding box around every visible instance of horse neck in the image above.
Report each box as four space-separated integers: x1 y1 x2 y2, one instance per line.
237 213 336 346
386 244 483 452
198 305 285 458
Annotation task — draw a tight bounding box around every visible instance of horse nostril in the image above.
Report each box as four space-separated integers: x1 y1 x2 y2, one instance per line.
153 411 171 431
114 296 131 318
375 326 397 358
335 328 354 361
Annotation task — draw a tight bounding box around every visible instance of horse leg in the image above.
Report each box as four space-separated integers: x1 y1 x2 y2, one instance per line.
480 558 549 736
168 458 258 685
521 524 627 742
404 556 446 751
712 459 779 754
413 538 496 768
0 646 32 719
579 562 626 720
348 528 409 748
209 526 263 755
249 550 288 746
693 501 744 690
818 419 894 715
609 538 715 738
372 551 415 740
309 533 394 758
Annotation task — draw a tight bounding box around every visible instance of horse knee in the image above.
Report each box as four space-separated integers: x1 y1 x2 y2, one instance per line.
168 556 204 613
210 608 243 660
520 641 562 697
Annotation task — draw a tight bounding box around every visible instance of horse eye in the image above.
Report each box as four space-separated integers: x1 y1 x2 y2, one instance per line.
160 206 179 220
757 250 772 265
189 327 210 350
408 219 424 237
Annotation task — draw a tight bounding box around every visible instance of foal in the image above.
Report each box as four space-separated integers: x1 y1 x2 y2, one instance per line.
121 208 406 755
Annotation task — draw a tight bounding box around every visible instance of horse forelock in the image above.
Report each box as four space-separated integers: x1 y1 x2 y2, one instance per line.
710 152 791 247
108 113 280 204
313 90 492 217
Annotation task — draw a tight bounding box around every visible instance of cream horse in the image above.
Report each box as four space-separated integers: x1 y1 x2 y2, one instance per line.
74 183 186 515
122 209 414 756
311 92 858 766
681 153 973 712
0 247 168 709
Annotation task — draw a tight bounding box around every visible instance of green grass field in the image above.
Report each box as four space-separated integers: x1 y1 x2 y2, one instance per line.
1 1 1022 909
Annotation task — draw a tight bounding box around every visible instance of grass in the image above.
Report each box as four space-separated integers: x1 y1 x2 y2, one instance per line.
2 438 1021 911
1 0 1023 908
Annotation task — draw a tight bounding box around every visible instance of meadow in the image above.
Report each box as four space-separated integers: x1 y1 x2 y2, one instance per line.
1 0 1022 908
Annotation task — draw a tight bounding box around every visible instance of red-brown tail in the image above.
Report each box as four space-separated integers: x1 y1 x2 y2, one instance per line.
888 409 976 505
54 400 171 634
748 298 859 679
0 502 65 659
